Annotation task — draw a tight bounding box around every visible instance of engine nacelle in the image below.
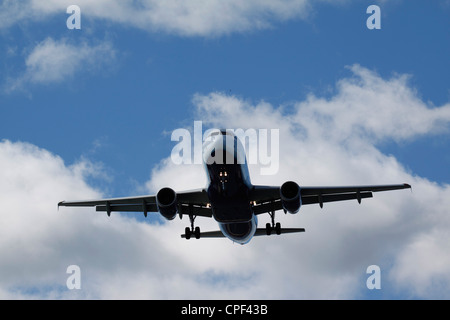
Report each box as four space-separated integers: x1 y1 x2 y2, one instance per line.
280 181 301 214
156 187 178 220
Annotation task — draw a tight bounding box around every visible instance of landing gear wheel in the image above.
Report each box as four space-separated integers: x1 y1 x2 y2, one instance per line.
266 223 272 235
267 209 282 236
275 222 281 235
185 227 191 240
184 213 200 240
194 226 201 239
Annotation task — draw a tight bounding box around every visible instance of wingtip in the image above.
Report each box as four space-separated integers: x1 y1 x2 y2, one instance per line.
404 183 412 193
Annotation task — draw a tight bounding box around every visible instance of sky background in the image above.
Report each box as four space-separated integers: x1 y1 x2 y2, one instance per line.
0 0 449 299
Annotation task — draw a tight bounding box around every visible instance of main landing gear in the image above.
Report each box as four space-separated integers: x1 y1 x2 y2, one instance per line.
266 210 281 235
184 214 200 240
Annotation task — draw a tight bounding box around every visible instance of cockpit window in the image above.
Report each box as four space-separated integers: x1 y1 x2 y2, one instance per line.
204 129 235 141
220 129 235 136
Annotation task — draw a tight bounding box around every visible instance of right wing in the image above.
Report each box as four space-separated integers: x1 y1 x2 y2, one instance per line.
58 188 213 218
250 183 411 214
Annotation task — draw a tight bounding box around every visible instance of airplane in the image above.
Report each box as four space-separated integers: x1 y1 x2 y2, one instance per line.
58 129 411 245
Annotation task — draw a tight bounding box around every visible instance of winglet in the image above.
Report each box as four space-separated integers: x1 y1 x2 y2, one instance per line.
404 183 412 192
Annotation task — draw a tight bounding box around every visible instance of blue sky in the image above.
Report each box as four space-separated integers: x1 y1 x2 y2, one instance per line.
0 0 449 299
2 1 449 191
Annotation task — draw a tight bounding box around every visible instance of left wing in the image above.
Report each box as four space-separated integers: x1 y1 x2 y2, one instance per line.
58 188 212 218
250 183 411 215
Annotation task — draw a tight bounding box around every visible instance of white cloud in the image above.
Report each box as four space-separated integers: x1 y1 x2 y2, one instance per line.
5 37 115 92
1 65 449 299
193 65 450 146
296 65 450 143
1 0 315 36
24 38 113 84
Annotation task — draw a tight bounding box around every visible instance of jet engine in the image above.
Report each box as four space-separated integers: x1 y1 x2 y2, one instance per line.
280 181 301 214
156 187 178 220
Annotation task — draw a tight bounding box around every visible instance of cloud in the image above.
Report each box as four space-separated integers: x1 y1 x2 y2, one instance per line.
193 65 450 146
297 65 450 143
5 37 116 92
0 139 206 299
0 0 315 36
1 65 449 299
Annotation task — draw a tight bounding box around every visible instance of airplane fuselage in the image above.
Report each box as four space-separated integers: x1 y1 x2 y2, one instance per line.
202 130 258 244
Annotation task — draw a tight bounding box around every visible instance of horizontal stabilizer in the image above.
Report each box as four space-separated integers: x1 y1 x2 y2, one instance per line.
181 230 225 239
254 228 305 236
181 228 305 239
